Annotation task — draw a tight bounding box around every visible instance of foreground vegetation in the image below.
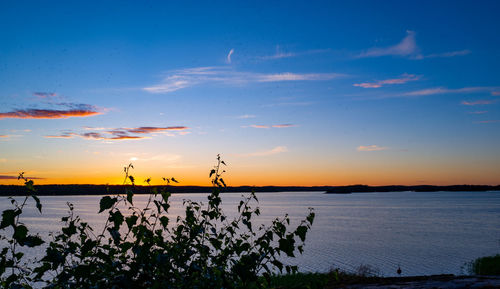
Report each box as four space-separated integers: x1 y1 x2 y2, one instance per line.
469 254 500 275
0 155 315 288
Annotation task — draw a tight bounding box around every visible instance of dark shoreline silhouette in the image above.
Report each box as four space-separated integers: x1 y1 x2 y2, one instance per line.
0 184 499 196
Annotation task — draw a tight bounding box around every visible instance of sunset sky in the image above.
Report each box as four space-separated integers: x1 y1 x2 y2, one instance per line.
1 1 499 186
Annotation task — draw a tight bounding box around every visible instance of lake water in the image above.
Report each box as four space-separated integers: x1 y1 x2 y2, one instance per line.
1 191 499 277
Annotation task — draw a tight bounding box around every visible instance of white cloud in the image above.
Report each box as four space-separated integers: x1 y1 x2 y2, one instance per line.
358 31 419 58
260 45 296 60
257 72 342 82
259 45 329 60
143 67 343 94
403 86 496 97
461 100 495 106
353 74 420 88
423 49 471 58
144 79 190 93
358 31 470 60
236 114 256 119
226 49 234 64
242 124 296 129
235 146 288 157
357 145 388 152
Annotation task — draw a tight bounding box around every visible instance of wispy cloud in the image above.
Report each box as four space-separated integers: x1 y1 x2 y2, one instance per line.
82 126 109 131
226 49 234 64
358 31 419 58
236 114 256 119
144 66 343 94
0 175 44 180
461 100 495 106
68 132 147 141
243 124 296 129
46 126 189 141
357 145 388 152
33 92 57 98
126 126 189 133
44 132 77 139
353 73 420 88
0 104 101 119
260 45 296 60
259 45 329 60
474 120 500 124
257 72 340 82
0 135 9 138
247 125 270 129
468 111 488 114
492 91 500 96
402 86 497 97
423 49 471 58
358 31 470 59
271 124 295 128
235 146 288 157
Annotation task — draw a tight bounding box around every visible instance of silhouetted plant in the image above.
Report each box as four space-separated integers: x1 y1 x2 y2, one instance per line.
468 254 500 275
0 155 314 288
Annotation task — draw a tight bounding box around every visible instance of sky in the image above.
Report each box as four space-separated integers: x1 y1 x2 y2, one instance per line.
1 0 499 186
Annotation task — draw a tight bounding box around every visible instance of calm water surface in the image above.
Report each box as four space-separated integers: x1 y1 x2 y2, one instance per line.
1 191 499 276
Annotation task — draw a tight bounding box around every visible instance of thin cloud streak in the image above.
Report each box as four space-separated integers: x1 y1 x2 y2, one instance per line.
44 133 77 139
243 124 296 129
257 73 341 82
358 31 470 60
236 114 256 119
357 145 388 152
259 45 295 60
46 126 189 141
126 126 189 133
226 49 234 64
247 125 270 129
33 92 57 98
474 120 500 124
0 108 101 119
259 46 329 60
423 49 471 58
235 146 288 157
358 31 419 58
461 100 495 106
0 175 44 180
143 66 344 94
403 86 497 97
353 74 420 88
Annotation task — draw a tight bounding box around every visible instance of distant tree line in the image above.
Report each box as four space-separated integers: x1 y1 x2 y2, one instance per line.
0 184 498 196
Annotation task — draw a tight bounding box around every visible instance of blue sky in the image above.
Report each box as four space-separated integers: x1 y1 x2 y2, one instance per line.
0 1 499 185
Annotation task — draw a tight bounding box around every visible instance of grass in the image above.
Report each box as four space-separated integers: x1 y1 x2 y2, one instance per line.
269 272 329 289
269 268 382 289
270 256 500 289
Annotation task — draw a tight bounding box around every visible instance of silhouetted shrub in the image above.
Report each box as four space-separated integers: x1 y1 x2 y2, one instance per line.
0 155 314 288
469 254 500 275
